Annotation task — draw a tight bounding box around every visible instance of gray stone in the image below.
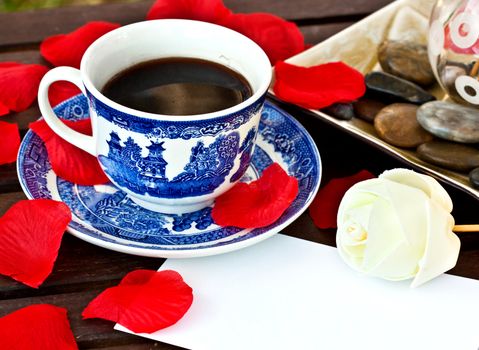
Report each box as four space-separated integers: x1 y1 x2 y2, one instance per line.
374 103 433 148
417 101 479 143
469 168 479 188
322 103 355 120
378 40 435 86
417 141 479 172
365 71 436 105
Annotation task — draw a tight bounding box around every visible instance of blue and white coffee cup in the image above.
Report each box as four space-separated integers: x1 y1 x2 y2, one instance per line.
37 19 272 214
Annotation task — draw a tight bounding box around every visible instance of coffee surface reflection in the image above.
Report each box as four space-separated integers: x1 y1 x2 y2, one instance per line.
102 57 252 115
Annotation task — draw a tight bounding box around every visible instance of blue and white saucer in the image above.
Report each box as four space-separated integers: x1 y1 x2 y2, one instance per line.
17 96 321 258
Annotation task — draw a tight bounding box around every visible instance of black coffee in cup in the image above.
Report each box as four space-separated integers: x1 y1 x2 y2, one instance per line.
101 57 252 115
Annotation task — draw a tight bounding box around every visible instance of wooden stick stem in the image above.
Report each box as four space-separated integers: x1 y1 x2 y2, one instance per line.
470 60 479 78
453 225 479 233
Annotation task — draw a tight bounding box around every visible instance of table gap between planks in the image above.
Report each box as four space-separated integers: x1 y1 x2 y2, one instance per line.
1 0 478 349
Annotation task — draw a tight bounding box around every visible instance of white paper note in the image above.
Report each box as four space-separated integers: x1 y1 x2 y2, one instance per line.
116 234 479 350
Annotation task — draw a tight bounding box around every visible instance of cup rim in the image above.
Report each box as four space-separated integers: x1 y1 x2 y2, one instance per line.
80 19 272 121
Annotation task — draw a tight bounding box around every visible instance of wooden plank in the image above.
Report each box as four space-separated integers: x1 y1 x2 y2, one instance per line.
0 21 356 191
0 50 45 64
0 22 355 65
0 191 25 212
1 105 41 133
0 289 165 349
0 234 163 299
0 164 21 193
0 23 357 68
282 212 336 248
450 248 479 280
0 0 393 48
0 22 359 68
47 234 162 293
95 344 183 350
301 22 355 46
0 192 163 299
0 1 153 48
0 51 46 151
225 0 393 20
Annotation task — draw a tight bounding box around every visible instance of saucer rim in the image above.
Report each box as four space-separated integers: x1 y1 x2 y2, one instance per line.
17 97 322 258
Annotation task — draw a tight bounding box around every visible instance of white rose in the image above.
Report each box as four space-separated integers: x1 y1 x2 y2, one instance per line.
336 168 460 287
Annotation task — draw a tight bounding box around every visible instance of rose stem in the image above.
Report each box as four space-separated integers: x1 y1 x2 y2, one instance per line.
470 60 479 78
453 224 479 232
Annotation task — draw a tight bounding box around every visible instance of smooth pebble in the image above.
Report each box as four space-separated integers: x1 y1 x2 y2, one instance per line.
374 103 433 148
417 141 479 172
378 40 435 86
417 101 479 143
365 71 436 105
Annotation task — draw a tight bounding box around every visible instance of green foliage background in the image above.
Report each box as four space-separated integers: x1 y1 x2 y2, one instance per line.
0 0 136 12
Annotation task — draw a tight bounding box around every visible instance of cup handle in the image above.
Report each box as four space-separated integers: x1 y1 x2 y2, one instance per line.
38 66 96 156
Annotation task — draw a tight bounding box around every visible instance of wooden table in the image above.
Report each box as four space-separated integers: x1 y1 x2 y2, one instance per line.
1 1 478 349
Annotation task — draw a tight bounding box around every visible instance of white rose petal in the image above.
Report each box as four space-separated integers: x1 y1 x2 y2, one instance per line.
412 200 460 288
360 196 407 275
380 168 453 212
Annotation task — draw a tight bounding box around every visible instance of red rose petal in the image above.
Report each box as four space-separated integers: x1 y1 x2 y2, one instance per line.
40 21 121 68
29 119 109 185
212 163 298 228
0 102 9 116
0 304 78 350
83 269 193 333
147 0 231 22
0 199 71 288
49 82 81 107
308 170 375 229
223 13 304 65
146 0 303 65
273 61 366 110
0 62 49 115
0 121 20 165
